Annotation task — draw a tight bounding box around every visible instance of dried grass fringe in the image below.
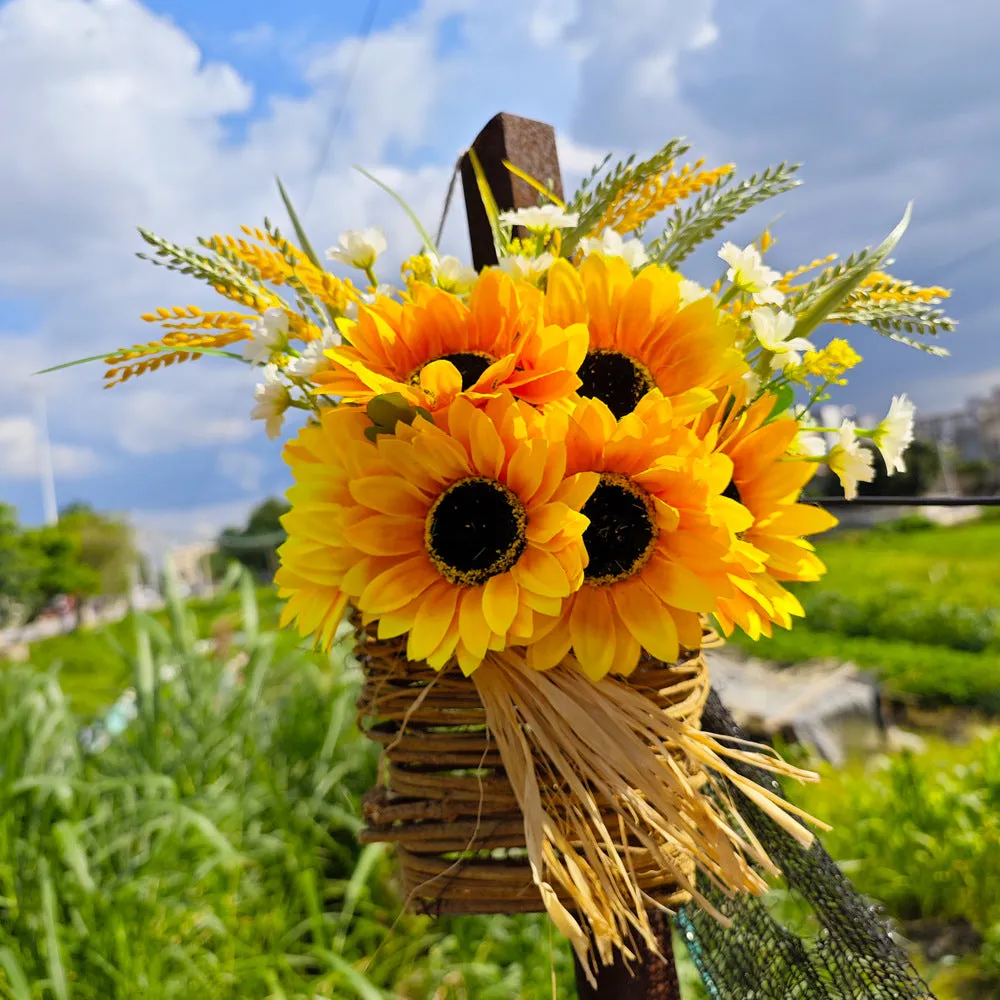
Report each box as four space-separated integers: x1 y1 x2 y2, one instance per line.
471 648 827 984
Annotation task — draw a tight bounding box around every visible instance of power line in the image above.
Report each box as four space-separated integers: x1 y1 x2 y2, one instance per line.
301 0 382 215
808 496 1000 507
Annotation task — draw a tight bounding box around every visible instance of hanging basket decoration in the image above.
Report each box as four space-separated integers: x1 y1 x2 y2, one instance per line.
355 621 821 959
72 125 957 983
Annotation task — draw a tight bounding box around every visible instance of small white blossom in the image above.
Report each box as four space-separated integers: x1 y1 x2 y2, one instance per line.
872 394 916 474
742 370 762 398
753 285 786 306
827 420 875 500
498 252 555 282
579 229 649 269
433 254 478 293
718 242 784 304
499 205 579 231
678 279 715 308
325 227 387 269
793 407 835 457
344 283 396 320
750 308 814 370
241 307 289 365
251 364 291 441
286 326 342 379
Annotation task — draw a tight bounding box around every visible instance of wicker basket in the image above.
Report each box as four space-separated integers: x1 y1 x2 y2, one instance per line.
356 624 719 917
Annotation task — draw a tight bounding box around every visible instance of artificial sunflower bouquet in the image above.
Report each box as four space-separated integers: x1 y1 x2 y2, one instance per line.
71 136 956 977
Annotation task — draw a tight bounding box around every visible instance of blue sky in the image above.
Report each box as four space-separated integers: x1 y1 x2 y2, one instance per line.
1 0 998 558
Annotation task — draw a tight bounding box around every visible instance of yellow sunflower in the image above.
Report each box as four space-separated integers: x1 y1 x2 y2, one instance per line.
310 268 587 413
542 254 747 419
275 394 598 675
525 393 752 680
697 390 839 639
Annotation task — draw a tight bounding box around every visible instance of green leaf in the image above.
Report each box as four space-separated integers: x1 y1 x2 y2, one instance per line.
790 202 912 343
39 859 69 1000
765 383 796 423
276 176 324 272
35 344 248 376
463 148 509 260
317 950 385 1000
353 165 438 256
0 948 32 1000
53 821 97 894
364 393 433 442
239 566 260 646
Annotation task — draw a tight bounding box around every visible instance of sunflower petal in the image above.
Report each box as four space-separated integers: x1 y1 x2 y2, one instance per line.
610 578 679 663
569 587 616 680
350 476 431 516
407 582 460 662
482 572 520 635
351 515 424 556
360 555 437 614
513 546 572 598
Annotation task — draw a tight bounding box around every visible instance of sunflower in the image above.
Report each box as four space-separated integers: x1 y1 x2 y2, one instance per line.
309 268 587 412
275 394 599 675
542 254 747 419
698 389 839 639
525 393 751 680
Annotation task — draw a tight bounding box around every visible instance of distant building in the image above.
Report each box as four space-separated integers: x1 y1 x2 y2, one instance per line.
915 387 1000 466
168 542 217 597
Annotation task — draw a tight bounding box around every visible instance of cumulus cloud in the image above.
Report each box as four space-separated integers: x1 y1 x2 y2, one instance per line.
0 415 101 479
131 498 259 565
2 0 996 544
219 448 265 493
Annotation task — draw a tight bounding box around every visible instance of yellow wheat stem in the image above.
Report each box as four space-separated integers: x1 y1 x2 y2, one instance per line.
776 254 839 293
850 270 951 304
596 161 736 237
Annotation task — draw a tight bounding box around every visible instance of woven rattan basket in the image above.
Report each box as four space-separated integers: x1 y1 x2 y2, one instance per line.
356 622 720 917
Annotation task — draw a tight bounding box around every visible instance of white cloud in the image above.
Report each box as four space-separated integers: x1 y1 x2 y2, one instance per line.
231 22 275 51
2 0 995 519
908 365 1000 417
219 448 264 493
111 380 256 455
0 415 101 478
130 498 258 564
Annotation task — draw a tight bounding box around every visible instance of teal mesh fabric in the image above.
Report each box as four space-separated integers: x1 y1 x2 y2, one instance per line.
676 690 935 999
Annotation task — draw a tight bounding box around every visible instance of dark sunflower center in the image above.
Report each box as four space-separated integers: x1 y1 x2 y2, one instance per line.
426 477 527 586
581 472 658 585
577 349 656 418
411 352 495 391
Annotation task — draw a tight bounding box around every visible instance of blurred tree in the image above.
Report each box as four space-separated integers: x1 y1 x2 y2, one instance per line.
17 522 100 622
212 498 289 580
859 439 942 498
956 459 998 496
0 503 38 627
57 502 137 598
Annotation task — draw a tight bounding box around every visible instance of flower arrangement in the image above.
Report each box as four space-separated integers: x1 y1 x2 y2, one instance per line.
62 137 956 976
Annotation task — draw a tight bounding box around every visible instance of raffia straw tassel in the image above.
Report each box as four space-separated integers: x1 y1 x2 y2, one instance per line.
471 648 826 984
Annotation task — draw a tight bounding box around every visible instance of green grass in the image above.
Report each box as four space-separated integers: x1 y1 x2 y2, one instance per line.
786 732 1000 995
4 570 683 999
5 578 295 718
814 518 1000 611
723 516 1000 712
726 627 1000 712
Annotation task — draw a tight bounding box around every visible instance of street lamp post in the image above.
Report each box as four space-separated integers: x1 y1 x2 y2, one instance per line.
2 379 59 525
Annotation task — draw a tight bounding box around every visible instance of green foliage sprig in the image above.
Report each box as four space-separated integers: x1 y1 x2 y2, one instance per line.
648 162 801 267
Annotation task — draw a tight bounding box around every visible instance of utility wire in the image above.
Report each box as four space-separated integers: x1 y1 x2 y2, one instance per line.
301 0 382 215
808 496 1000 507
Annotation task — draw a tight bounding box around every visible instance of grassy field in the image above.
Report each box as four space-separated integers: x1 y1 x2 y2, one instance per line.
726 515 1000 712
4 517 1000 996
787 731 1000 996
1 576 589 999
